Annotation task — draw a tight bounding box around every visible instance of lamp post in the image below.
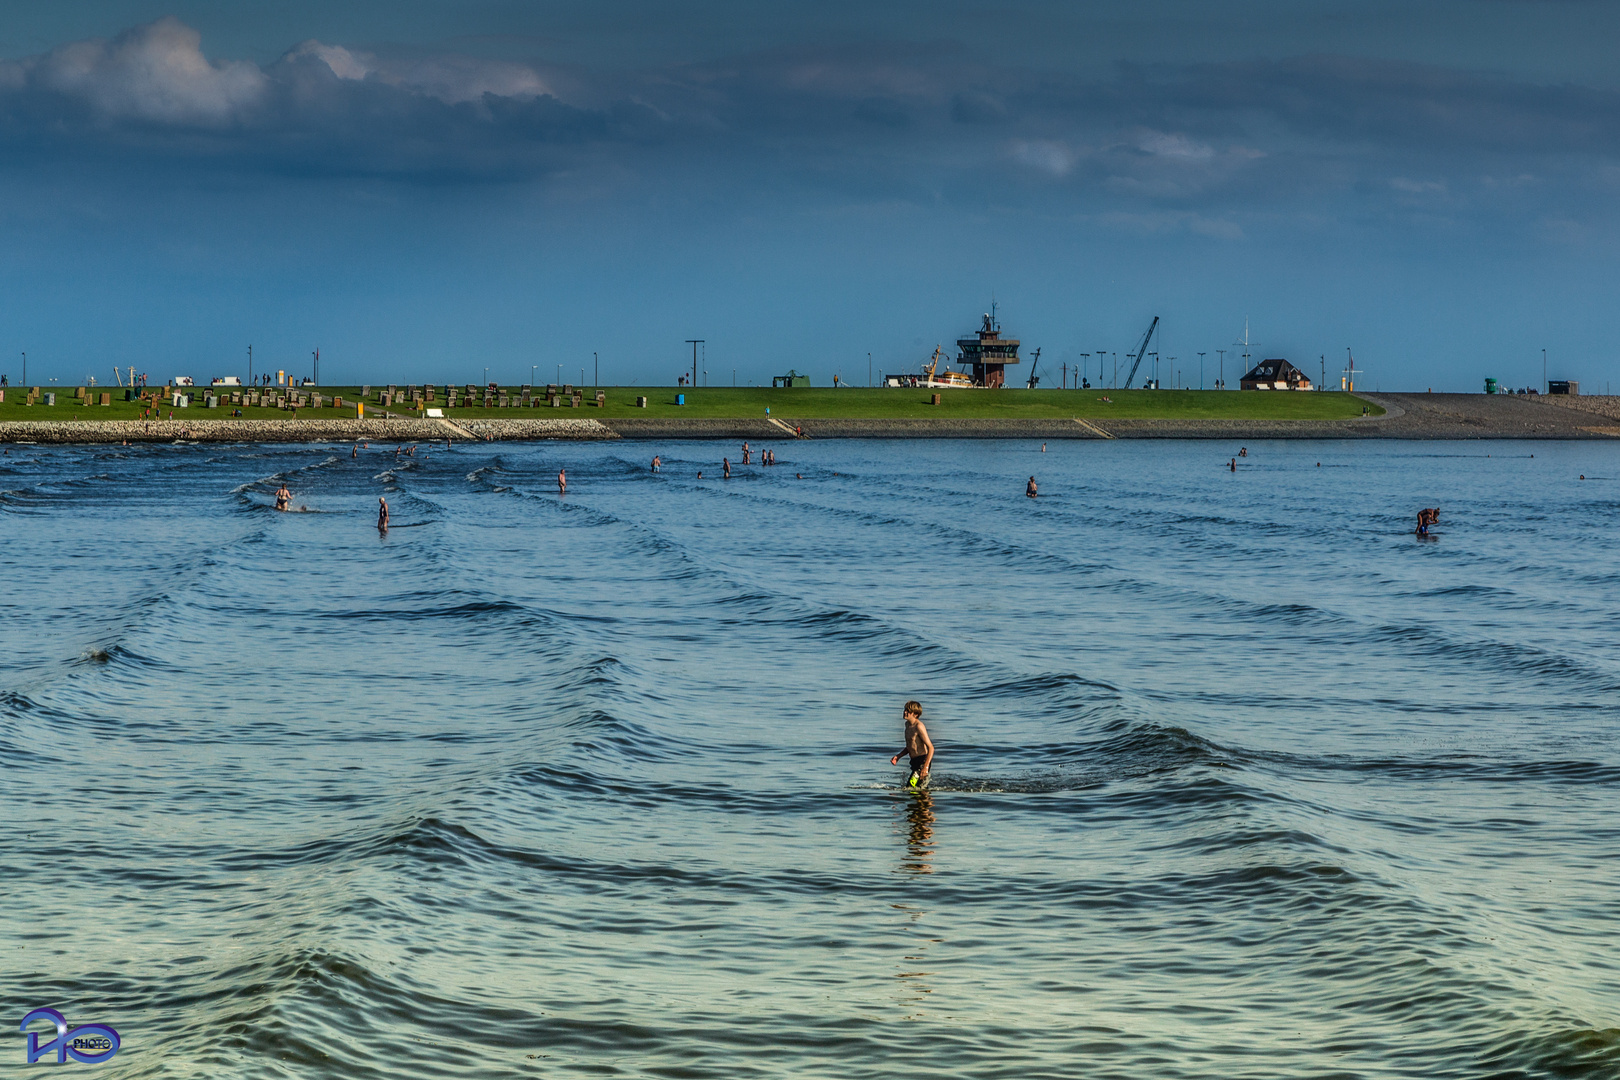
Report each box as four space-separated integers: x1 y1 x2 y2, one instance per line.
247 345 252 386
1217 349 1225 390
21 352 25 387
594 352 599 388
1543 348 1547 394
1198 352 1205 390
868 352 872 387
686 340 703 389
532 364 537 388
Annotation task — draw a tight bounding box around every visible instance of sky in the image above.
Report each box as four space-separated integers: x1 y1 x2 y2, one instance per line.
2 1 1620 391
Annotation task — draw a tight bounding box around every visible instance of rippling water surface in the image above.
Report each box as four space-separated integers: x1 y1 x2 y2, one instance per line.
4 437 1619 1078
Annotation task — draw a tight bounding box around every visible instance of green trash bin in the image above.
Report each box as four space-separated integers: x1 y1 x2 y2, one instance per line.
1484 378 1497 395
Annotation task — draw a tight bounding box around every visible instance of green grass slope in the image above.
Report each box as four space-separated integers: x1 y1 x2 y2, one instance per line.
0 386 1383 422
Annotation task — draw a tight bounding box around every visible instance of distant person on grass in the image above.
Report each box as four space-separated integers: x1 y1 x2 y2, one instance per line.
890 700 934 789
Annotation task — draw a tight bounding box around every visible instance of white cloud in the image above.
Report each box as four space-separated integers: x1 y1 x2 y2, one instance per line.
30 17 265 125
284 39 550 105
286 41 373 82
1390 176 1446 194
1010 139 1076 176
1136 131 1214 159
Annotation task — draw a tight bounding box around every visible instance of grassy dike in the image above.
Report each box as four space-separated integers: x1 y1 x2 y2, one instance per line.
0 385 1383 423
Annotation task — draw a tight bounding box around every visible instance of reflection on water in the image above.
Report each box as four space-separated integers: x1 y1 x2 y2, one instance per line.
893 792 937 1018
897 790 936 875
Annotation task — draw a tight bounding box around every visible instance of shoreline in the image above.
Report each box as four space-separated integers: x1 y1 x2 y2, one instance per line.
2 393 1617 443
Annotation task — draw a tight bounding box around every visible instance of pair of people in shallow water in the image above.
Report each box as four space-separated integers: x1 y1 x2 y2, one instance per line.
1416 507 1440 535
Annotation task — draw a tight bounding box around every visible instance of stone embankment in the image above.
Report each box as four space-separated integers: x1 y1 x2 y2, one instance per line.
1530 394 1620 432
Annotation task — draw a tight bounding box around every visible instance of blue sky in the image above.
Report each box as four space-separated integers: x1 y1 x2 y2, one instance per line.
2 2 1619 391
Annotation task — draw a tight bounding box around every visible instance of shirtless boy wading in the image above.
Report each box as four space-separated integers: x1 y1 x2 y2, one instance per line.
890 700 934 788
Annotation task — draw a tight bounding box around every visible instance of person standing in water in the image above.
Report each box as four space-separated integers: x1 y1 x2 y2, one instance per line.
1026 476 1038 498
275 484 291 511
652 455 661 473
723 457 731 479
558 468 567 494
377 496 389 532
890 700 934 789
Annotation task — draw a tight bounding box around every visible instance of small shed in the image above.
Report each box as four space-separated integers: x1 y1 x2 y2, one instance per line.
773 370 811 388
1240 358 1314 391
1548 380 1579 395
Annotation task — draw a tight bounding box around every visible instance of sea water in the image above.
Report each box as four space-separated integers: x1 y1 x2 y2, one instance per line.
2 438 1618 1078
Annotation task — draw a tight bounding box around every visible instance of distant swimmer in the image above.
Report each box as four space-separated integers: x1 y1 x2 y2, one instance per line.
377 496 389 532
723 457 731 479
352 444 358 459
558 468 567 494
652 455 661 473
889 700 934 789
1026 476 1038 498
1229 458 1237 471
1239 447 1248 457
1041 443 1046 452
274 484 291 511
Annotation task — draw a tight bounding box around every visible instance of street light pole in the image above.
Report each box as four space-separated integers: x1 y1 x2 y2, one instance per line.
1543 348 1547 394
1199 352 1205 390
247 345 252 386
21 352 25 387
685 340 704 389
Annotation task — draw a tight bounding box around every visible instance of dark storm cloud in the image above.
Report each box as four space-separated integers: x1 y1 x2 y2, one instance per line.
2 16 1618 223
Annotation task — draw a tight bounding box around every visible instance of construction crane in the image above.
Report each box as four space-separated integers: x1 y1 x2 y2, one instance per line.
1122 316 1159 389
1025 347 1043 389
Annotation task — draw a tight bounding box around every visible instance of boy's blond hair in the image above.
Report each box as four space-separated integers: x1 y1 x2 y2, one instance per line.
904 700 922 718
